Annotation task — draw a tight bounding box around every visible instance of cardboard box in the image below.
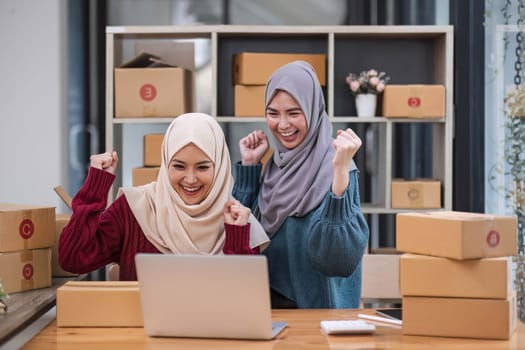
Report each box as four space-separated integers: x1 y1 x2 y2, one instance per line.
361 254 401 300
233 52 326 85
402 294 517 339
391 179 441 209
383 85 445 118
114 67 192 118
52 214 77 277
0 248 52 294
396 211 517 259
400 254 512 299
234 85 266 117
0 204 55 253
144 134 164 166
56 281 143 327
132 167 160 186
133 43 196 112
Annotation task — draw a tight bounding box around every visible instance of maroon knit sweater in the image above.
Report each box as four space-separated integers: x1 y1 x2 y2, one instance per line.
59 167 258 281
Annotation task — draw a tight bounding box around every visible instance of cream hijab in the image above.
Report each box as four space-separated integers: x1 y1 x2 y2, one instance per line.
119 113 269 254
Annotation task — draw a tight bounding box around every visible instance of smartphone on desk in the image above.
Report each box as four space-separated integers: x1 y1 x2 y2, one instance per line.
375 308 402 321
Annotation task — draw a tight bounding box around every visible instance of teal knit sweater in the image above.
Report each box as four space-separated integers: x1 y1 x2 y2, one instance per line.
233 163 369 308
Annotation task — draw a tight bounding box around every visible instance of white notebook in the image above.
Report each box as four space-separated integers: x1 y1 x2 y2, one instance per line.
135 253 287 340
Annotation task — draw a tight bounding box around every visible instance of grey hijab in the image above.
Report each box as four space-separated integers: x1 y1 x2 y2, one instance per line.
258 60 355 235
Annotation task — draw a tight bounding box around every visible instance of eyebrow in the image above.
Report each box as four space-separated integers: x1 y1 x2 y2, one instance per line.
171 159 213 166
266 106 303 113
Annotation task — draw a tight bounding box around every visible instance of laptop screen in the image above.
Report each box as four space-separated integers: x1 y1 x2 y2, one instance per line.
135 254 286 340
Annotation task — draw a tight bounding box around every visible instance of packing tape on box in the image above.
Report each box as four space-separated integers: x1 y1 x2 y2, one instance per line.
19 250 34 291
21 210 34 249
21 278 34 291
20 250 33 262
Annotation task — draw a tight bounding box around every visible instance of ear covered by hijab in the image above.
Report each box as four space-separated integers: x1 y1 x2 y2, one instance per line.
258 61 356 235
120 113 269 254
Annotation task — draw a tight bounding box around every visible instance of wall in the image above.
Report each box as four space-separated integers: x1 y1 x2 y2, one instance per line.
0 0 69 211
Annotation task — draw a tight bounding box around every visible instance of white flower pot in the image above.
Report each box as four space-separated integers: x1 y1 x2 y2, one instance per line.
355 93 377 117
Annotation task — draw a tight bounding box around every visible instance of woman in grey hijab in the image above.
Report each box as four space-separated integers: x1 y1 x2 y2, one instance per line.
233 60 369 308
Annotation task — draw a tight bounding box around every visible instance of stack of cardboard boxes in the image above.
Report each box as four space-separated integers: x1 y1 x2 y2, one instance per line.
233 52 326 117
0 204 55 294
132 133 163 186
397 211 518 339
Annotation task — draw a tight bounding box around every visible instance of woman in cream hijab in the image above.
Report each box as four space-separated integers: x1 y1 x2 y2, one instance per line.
59 113 269 281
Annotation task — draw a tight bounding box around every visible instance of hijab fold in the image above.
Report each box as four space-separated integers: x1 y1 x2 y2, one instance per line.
120 113 269 254
258 61 356 235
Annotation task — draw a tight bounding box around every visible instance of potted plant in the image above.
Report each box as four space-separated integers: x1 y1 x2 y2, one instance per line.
345 69 389 117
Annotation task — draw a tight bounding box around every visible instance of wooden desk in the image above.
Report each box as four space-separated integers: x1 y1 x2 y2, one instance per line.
0 276 84 347
22 309 524 349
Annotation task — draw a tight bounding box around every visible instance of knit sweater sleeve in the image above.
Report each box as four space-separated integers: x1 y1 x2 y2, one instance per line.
58 167 124 274
307 170 369 277
232 162 262 209
222 223 259 254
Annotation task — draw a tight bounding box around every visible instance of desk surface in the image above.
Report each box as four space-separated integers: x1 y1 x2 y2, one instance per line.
23 309 524 350
0 276 84 347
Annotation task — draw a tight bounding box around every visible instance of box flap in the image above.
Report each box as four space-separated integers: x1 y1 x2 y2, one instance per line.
53 186 72 209
121 51 161 68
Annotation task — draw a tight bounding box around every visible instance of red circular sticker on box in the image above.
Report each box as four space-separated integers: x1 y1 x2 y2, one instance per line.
407 97 421 108
408 189 420 200
486 230 500 248
23 263 34 280
140 84 157 101
19 219 34 239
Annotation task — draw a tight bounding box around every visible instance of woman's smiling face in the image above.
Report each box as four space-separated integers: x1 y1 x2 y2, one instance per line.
266 90 307 150
168 143 214 205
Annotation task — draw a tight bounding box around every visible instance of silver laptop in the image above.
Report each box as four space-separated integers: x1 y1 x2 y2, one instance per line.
135 254 287 340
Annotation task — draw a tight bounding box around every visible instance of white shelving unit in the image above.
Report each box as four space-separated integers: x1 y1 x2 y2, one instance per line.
105 25 454 248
